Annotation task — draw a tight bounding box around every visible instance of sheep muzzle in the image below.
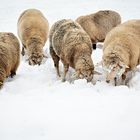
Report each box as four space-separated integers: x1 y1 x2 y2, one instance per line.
71 70 93 82
28 54 44 65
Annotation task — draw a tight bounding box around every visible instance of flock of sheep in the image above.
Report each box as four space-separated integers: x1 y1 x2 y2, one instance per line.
0 8 140 89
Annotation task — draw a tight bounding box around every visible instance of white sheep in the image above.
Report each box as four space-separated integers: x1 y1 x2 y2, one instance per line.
49 19 99 83
76 10 121 49
17 8 49 65
102 19 140 85
0 32 20 88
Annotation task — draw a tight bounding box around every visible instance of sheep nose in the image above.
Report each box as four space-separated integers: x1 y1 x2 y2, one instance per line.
106 80 110 83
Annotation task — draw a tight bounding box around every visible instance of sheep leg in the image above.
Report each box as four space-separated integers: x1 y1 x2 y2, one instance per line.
10 71 16 78
10 61 20 78
92 44 96 50
62 63 69 82
50 46 60 77
21 44 25 56
121 69 130 85
0 80 4 89
55 59 60 77
114 77 117 86
0 73 6 89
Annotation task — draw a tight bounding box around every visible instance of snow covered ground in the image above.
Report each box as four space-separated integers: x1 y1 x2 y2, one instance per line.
0 0 140 140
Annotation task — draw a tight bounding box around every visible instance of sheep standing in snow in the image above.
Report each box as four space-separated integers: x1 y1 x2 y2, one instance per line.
17 9 49 65
49 19 97 82
0 32 20 88
76 10 121 49
102 19 140 86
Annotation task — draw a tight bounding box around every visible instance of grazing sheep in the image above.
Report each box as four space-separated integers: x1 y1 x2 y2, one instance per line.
49 19 98 82
76 10 121 49
17 9 49 65
102 19 140 86
0 32 20 89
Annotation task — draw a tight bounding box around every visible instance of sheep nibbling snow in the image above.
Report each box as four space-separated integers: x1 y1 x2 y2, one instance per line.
49 19 98 83
17 9 49 65
102 20 140 86
0 32 20 88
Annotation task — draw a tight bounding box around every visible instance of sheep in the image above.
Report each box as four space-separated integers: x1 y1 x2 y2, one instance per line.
49 19 99 83
102 19 140 86
0 32 20 89
76 10 121 49
17 9 49 65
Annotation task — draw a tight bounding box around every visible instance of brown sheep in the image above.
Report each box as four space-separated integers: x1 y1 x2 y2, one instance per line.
102 19 140 86
49 19 98 83
76 10 121 49
17 9 49 65
0 32 20 89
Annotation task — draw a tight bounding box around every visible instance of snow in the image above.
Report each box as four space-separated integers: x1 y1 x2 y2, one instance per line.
0 0 140 140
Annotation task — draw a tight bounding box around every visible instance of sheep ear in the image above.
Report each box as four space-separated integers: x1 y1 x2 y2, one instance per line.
93 70 102 75
125 65 129 69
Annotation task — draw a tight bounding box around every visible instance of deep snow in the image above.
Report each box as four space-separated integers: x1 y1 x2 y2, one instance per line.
0 0 140 140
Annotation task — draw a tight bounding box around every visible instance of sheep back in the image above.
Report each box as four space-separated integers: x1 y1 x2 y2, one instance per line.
0 32 20 88
18 8 49 46
49 19 92 68
76 10 121 44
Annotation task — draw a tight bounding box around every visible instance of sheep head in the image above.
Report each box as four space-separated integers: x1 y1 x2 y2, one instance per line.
28 53 44 65
102 45 130 85
103 59 129 85
27 38 45 65
72 56 98 83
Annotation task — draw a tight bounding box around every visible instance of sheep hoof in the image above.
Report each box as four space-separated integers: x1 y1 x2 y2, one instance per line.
69 79 74 84
114 77 117 86
62 78 66 82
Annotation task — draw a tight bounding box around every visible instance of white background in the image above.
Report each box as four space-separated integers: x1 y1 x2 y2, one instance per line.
0 0 140 140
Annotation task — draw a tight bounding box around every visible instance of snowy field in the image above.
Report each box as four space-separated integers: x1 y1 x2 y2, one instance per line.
0 0 140 140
